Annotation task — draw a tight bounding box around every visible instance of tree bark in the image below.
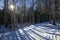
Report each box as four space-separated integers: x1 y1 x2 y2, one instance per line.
4 0 8 27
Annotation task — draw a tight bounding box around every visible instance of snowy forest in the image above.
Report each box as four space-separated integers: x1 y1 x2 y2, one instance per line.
0 0 60 26
0 0 60 40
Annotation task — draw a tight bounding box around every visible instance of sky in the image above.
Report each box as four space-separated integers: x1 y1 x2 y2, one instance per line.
0 0 4 9
0 0 45 10
0 0 32 9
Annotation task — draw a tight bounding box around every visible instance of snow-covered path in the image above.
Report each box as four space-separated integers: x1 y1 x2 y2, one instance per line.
0 23 60 40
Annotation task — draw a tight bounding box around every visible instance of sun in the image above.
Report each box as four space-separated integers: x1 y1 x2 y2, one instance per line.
9 4 14 11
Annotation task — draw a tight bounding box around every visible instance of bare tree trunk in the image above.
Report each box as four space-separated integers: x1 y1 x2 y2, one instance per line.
36 0 41 23
23 0 26 23
11 0 16 30
29 1 32 23
32 0 35 24
48 0 52 24
52 0 58 25
22 1 24 24
4 0 8 27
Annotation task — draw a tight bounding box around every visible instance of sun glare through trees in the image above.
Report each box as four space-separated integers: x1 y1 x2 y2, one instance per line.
0 0 60 40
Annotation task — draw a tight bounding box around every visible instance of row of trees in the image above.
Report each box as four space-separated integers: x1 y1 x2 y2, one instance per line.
0 0 60 26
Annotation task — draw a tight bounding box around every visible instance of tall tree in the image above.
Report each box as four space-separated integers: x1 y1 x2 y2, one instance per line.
52 0 58 25
23 0 26 23
32 0 35 23
36 0 42 23
4 0 8 26
48 0 52 24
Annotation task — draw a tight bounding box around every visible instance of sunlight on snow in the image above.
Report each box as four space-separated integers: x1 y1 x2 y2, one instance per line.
30 28 58 40
23 25 60 40
16 31 21 40
27 31 42 40
18 29 24 35
24 25 35 30
29 25 35 28
56 31 60 34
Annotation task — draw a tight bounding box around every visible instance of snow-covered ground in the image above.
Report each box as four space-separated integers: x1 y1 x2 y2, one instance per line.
0 22 60 40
